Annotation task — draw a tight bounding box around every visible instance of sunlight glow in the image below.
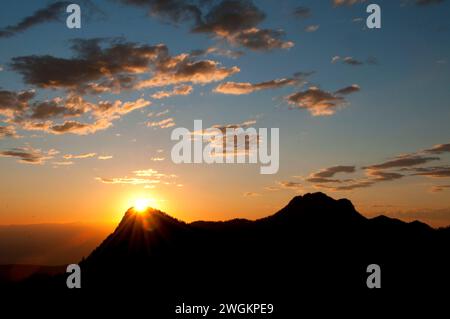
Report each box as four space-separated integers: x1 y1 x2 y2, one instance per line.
134 198 151 212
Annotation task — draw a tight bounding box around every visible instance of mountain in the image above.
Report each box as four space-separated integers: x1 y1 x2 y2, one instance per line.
7 193 450 314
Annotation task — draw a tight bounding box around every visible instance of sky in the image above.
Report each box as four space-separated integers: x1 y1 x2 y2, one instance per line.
0 0 450 227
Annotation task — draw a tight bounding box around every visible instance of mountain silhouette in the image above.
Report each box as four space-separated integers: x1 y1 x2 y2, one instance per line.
6 192 450 315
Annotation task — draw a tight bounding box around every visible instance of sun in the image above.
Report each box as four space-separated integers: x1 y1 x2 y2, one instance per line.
134 198 151 213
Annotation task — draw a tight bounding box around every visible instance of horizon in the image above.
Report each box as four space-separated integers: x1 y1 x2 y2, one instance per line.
1 0 450 231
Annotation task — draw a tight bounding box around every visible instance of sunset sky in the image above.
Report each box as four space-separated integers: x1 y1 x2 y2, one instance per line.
1 0 450 227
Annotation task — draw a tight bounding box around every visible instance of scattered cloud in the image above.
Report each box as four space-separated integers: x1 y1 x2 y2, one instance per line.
431 185 450 192
98 155 113 160
214 77 299 95
96 167 177 186
118 0 293 51
364 154 440 170
293 6 311 19
0 2 69 38
423 142 450 154
285 85 360 116
147 117 176 129
305 165 355 183
0 125 19 139
52 161 74 166
151 85 193 99
0 145 58 164
333 0 366 6
408 166 450 178
305 25 320 32
332 56 377 66
243 192 261 197
278 181 303 191
10 38 239 94
63 153 97 160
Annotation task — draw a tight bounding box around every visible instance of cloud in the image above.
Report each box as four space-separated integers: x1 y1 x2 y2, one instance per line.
365 169 404 181
293 6 311 19
10 38 238 94
0 145 58 164
227 28 294 51
136 57 240 89
423 142 450 154
409 166 450 178
10 39 167 93
305 165 355 183
0 125 19 139
119 0 293 51
98 155 113 160
334 84 361 95
48 119 112 135
0 2 69 38
96 177 161 185
191 46 244 59
305 25 320 32
214 77 299 95
96 167 176 186
243 192 261 197
63 153 97 160
147 118 176 129
318 180 374 191
91 98 151 120
150 157 165 161
151 85 193 99
333 0 365 6
285 85 360 116
431 185 450 193
52 161 74 166
278 181 303 191
331 56 377 66
364 154 440 170
0 89 35 117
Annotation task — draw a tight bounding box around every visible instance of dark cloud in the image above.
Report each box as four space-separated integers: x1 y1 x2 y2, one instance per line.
409 166 450 178
10 39 167 92
365 169 404 181
119 0 293 51
193 0 265 34
117 0 203 24
0 146 58 164
286 85 360 116
49 119 111 135
308 165 355 179
10 38 239 93
0 89 35 116
335 84 361 95
342 57 363 66
293 6 311 19
306 166 355 183
364 155 440 170
0 2 70 38
423 142 450 154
